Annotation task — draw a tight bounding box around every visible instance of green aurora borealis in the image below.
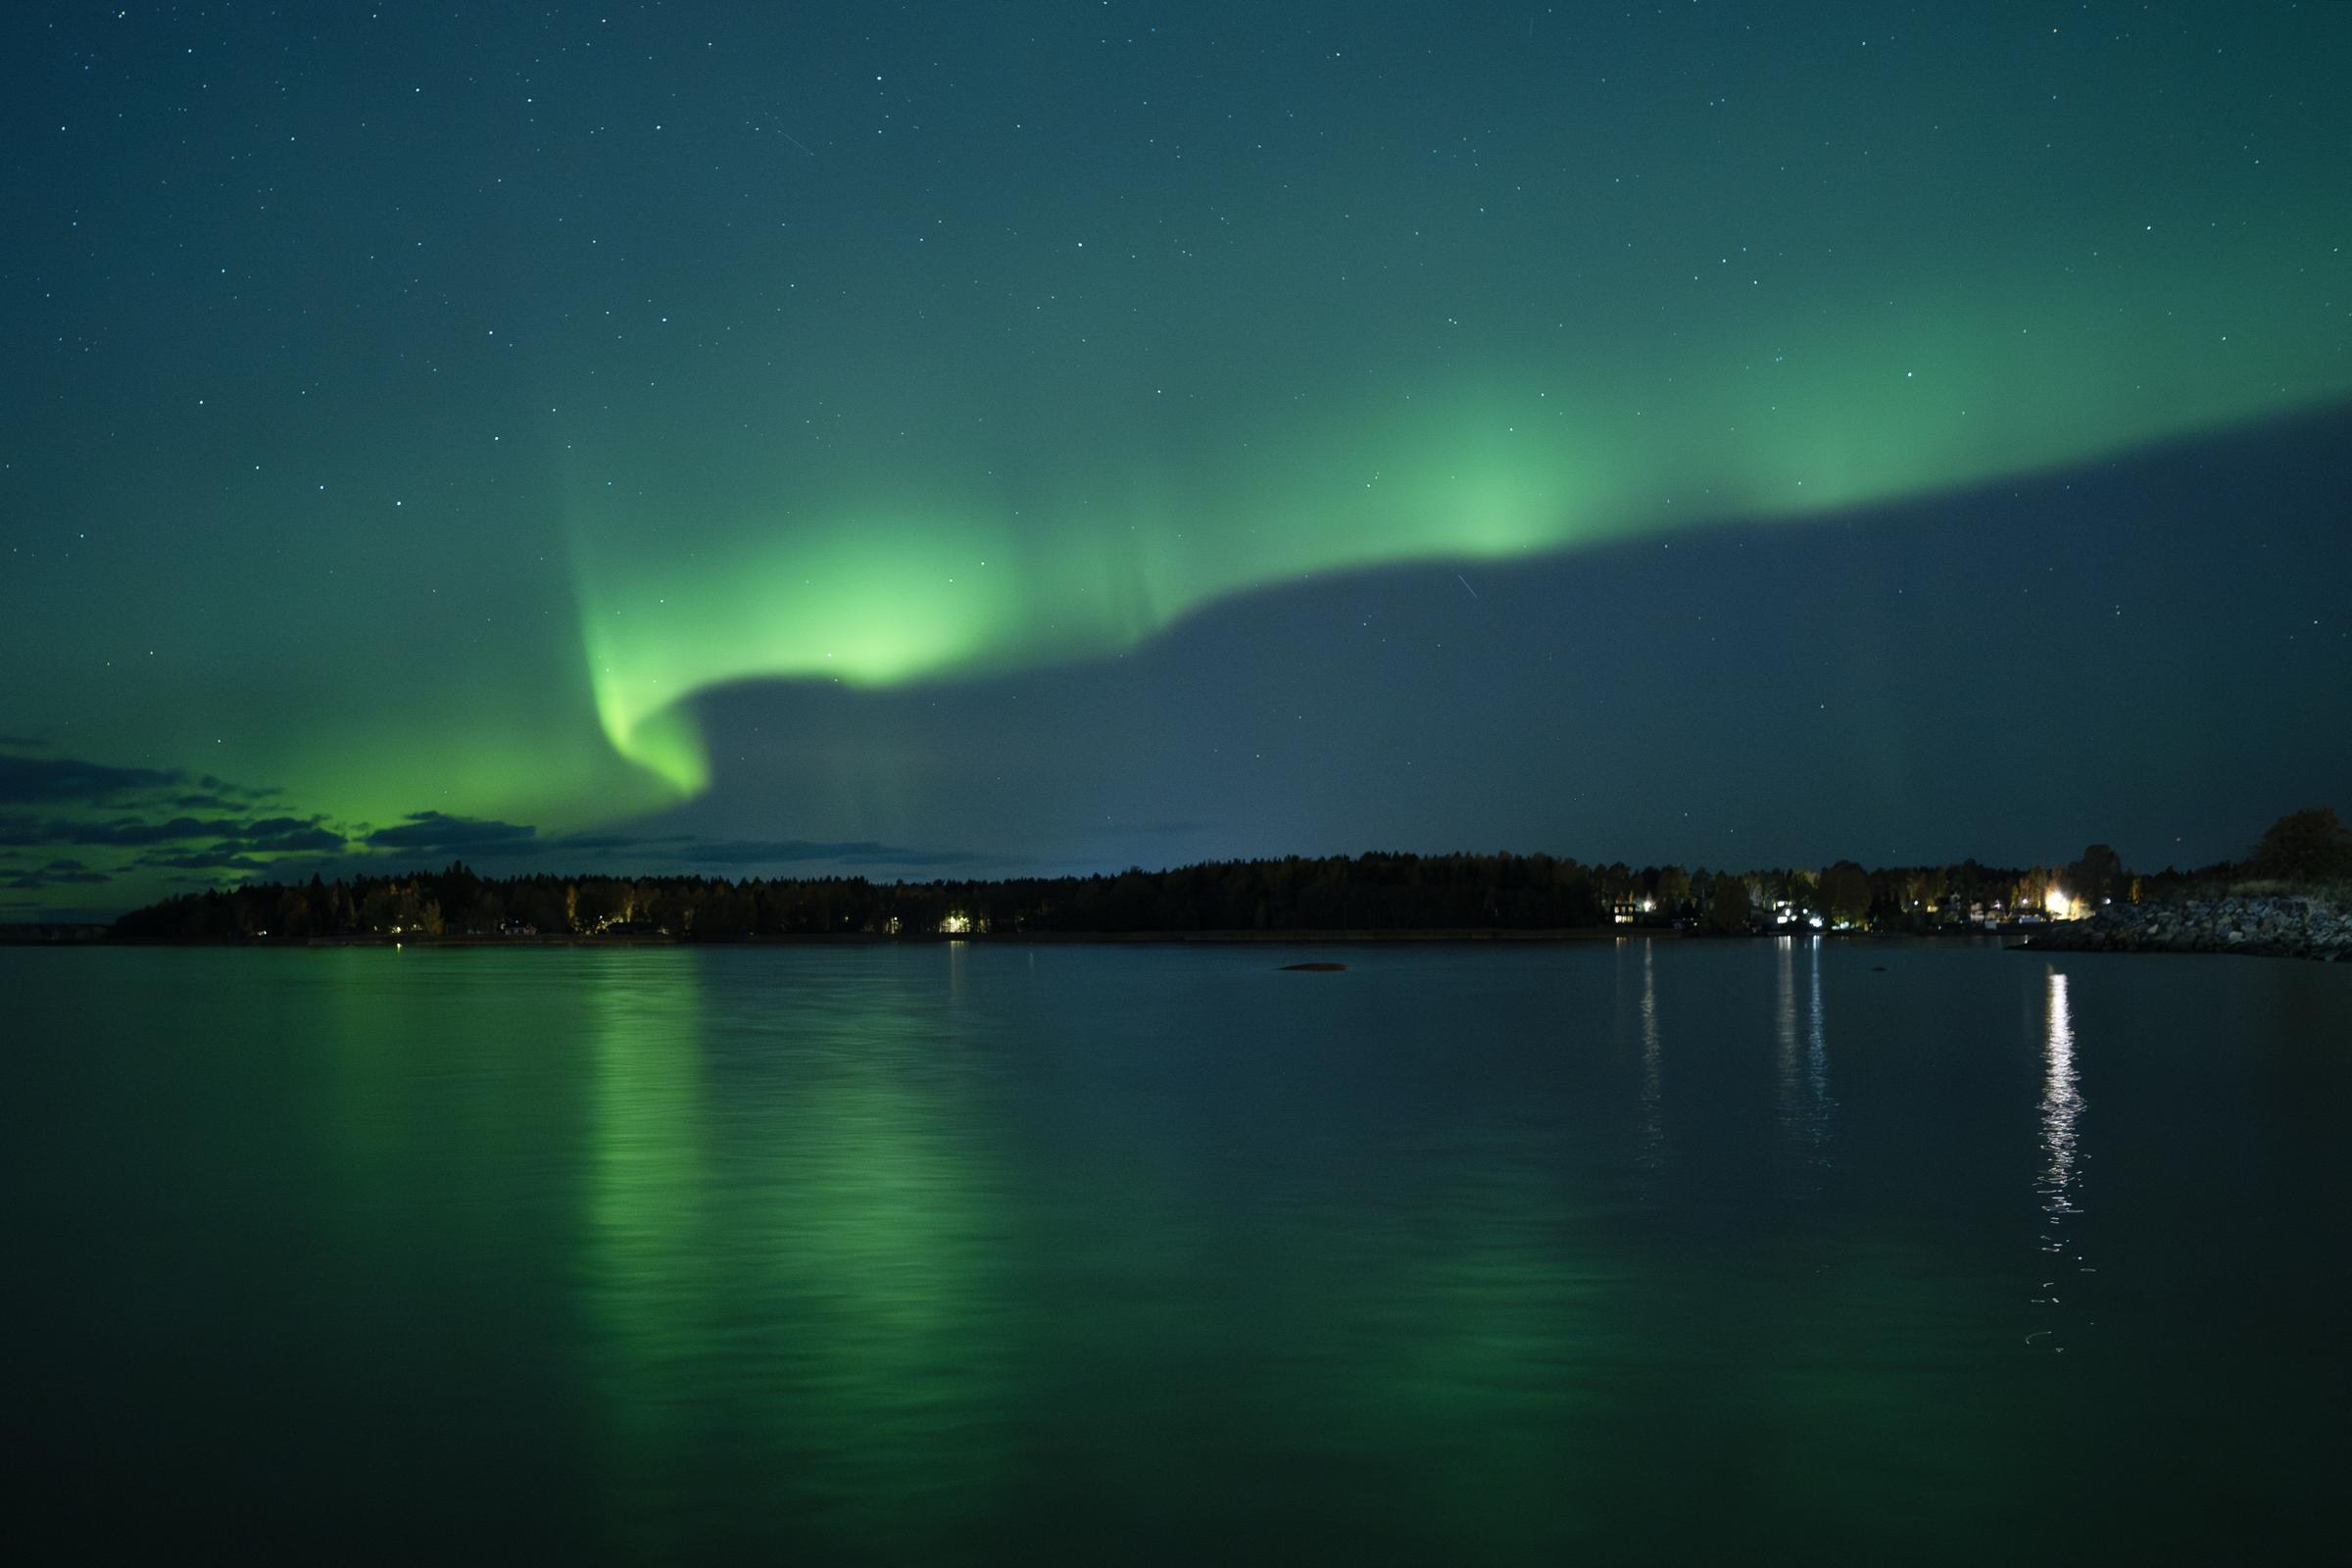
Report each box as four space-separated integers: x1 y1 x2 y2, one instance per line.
574 234 2351 798
4 1 2349 906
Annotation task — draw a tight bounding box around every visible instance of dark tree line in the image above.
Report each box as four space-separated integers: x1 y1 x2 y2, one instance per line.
104 852 2041 944
105 808 2342 944
116 853 1634 943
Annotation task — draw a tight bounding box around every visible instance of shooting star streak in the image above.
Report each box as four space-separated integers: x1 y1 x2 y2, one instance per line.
1456 574 1480 600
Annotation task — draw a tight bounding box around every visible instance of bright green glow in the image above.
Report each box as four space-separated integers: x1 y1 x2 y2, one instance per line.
573 507 1024 792
573 226 2352 800
581 953 1012 1552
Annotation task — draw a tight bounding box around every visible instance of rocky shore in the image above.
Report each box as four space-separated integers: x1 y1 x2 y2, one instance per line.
2024 895 2352 962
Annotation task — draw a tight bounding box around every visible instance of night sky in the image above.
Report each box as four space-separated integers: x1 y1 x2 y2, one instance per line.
4 1 2348 917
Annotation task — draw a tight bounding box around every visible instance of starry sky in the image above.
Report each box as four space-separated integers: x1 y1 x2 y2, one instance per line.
4 0 2348 916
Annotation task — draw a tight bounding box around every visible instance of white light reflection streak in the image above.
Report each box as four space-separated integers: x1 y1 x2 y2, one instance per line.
1774 936 1798 1131
1638 940 1663 1166
1804 937 1837 1157
1774 937 1835 1169
2040 969 2082 1218
2031 966 2088 1351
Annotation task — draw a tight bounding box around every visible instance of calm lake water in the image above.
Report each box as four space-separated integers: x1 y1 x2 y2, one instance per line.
9 940 2349 1562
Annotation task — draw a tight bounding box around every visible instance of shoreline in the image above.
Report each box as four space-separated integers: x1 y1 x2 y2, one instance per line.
16 910 2342 959
13 925 2044 950
2016 894 2350 963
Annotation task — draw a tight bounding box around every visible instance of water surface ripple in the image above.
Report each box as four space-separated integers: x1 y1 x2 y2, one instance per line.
9 941 2348 1562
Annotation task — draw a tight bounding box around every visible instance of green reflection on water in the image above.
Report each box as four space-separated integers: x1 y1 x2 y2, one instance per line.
579 954 1013 1557
20 944 2324 1560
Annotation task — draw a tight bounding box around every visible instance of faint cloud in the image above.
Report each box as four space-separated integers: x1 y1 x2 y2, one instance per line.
6 865 112 889
0 754 183 805
550 831 694 853
365 811 540 853
134 852 272 873
240 818 347 853
671 837 989 868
